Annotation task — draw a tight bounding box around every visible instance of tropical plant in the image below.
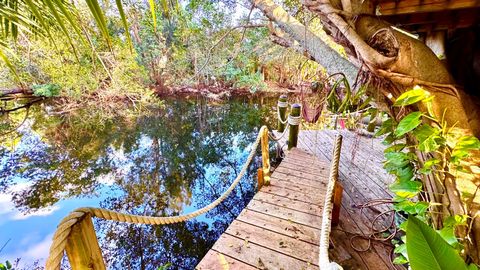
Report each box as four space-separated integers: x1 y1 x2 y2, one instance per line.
375 87 480 268
324 74 371 114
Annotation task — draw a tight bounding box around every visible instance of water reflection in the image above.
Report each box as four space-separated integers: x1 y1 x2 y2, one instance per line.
0 97 276 269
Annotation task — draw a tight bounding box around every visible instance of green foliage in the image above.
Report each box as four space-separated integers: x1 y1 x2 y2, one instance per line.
325 74 370 114
406 215 470 270
393 86 432 107
0 261 12 270
32 83 60 97
394 112 423 137
377 86 480 268
450 136 480 164
158 263 172 270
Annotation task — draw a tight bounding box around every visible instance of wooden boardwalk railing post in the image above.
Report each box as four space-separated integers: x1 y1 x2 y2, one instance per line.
65 213 106 270
277 95 288 132
288 104 301 150
259 127 271 187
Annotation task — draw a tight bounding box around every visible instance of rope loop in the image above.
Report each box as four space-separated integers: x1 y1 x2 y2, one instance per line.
277 100 288 108
277 108 288 125
46 126 269 270
268 123 289 141
288 115 301 126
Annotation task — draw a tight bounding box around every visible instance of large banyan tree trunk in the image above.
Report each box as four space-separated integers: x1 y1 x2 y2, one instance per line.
253 0 480 263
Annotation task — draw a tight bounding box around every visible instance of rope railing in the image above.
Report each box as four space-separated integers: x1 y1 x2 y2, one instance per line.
46 126 271 270
319 134 343 270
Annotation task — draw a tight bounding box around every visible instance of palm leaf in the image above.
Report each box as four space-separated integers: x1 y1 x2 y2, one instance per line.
85 0 112 49
0 46 20 82
115 0 133 50
148 0 157 30
43 0 79 61
23 0 59 50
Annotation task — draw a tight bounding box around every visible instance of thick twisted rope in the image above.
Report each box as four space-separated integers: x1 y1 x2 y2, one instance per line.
268 122 289 141
45 126 268 270
277 100 288 125
319 134 343 270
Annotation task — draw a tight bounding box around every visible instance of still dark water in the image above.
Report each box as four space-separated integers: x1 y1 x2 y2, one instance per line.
0 96 277 269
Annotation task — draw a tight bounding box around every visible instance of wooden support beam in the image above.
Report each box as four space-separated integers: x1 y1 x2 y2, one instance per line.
331 182 343 227
257 168 264 189
377 0 480 15
260 127 271 186
65 214 106 270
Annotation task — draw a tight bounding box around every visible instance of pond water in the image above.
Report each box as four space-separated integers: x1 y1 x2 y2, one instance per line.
0 96 278 269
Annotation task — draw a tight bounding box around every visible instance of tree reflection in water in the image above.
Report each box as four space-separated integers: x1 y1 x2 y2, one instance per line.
0 96 276 269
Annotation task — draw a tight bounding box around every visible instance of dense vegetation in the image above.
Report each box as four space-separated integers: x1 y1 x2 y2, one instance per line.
0 1 327 104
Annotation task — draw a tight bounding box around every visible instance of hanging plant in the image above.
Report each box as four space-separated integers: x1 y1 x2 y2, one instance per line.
318 73 373 130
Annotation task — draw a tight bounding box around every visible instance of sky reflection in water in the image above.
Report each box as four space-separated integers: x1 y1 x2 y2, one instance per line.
0 97 275 269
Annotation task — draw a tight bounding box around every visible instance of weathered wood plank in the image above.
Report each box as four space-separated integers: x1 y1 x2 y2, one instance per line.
268 177 327 199
261 182 325 205
248 199 322 228
254 191 323 216
225 220 319 265
378 0 480 15
196 250 257 270
212 234 317 270
236 209 320 245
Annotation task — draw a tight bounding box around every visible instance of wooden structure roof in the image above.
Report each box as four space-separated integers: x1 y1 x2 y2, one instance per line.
375 0 480 33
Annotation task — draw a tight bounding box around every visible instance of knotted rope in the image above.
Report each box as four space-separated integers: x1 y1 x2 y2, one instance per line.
319 134 343 270
45 126 268 270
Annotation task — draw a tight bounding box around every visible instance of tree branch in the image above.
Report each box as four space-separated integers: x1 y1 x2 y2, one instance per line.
253 0 359 83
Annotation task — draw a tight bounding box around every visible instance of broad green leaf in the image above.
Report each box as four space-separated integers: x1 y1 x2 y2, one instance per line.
394 86 431 106
375 118 395 137
419 158 441 174
390 180 422 198
395 112 423 137
394 201 429 215
406 215 468 270
451 136 480 163
413 124 445 152
396 165 415 182
384 143 406 153
393 254 408 265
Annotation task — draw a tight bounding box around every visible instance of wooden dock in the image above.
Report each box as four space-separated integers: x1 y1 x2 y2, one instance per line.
196 129 404 270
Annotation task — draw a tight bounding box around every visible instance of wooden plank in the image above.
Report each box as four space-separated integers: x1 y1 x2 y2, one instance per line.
261 182 325 205
378 0 480 15
211 234 317 270
225 220 319 265
236 209 320 245
196 250 257 270
268 177 327 199
272 172 327 189
247 199 322 228
255 191 323 216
